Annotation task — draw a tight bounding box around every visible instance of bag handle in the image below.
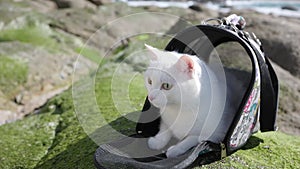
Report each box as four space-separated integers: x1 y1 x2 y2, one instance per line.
250 43 279 131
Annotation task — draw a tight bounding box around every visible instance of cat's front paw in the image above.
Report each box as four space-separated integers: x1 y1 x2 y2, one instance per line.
166 145 185 158
148 137 166 150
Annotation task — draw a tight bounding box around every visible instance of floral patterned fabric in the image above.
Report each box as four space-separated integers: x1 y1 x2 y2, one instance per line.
229 55 261 149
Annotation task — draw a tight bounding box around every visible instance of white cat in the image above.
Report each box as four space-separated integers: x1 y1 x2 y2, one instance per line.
144 44 237 158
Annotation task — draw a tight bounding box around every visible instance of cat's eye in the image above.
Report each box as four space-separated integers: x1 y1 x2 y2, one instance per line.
148 78 152 85
161 83 172 90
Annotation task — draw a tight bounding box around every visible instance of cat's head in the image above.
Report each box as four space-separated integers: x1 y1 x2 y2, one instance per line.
144 44 201 109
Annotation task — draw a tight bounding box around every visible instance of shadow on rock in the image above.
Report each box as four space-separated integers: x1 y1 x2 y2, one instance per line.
34 112 139 169
242 135 264 150
35 111 264 168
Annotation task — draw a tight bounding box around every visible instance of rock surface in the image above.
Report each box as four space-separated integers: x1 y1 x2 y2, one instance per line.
0 0 97 124
0 0 300 168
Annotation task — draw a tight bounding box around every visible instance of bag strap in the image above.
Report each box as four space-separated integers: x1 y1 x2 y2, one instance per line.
250 43 279 131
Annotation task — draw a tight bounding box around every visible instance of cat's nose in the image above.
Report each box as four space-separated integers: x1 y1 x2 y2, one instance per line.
148 96 153 101
148 90 160 102
148 96 155 101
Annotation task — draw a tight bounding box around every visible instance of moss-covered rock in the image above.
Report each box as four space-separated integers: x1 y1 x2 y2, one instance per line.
0 2 97 123
201 132 300 168
0 0 300 168
0 49 299 168
0 55 28 99
0 113 60 169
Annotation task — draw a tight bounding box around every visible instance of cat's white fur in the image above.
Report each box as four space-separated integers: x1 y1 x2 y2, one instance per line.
144 44 237 158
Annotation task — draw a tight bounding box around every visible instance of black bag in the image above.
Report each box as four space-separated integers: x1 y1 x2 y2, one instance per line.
94 16 279 169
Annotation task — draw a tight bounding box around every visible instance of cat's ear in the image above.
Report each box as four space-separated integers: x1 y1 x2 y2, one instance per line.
145 44 159 61
176 55 194 77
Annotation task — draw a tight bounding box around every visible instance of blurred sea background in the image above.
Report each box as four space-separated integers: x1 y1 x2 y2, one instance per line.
124 0 300 17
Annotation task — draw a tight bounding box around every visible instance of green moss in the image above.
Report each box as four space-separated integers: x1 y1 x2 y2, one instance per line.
136 34 150 41
35 110 98 169
75 46 102 63
236 133 299 168
0 25 58 49
0 14 79 54
0 55 28 98
129 74 147 110
29 89 97 169
0 113 60 169
34 65 147 168
200 132 300 169
96 74 146 120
